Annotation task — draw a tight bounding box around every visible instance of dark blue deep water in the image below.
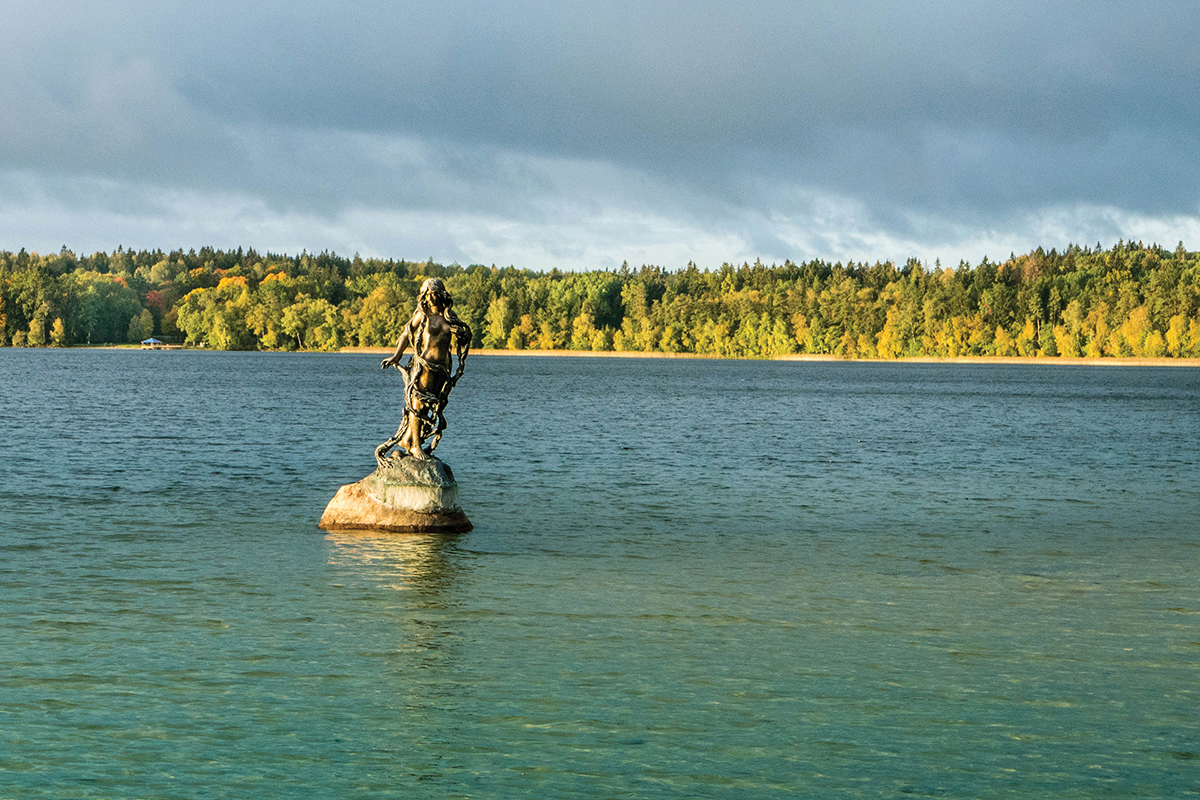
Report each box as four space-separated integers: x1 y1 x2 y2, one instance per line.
2 350 1198 798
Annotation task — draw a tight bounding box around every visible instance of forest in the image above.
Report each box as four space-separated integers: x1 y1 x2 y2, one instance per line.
2 240 1199 359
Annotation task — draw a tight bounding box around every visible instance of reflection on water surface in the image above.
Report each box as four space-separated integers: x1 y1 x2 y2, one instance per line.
326 531 463 595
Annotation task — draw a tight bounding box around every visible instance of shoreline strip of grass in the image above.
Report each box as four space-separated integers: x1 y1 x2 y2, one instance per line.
18 344 1198 366
340 347 1200 367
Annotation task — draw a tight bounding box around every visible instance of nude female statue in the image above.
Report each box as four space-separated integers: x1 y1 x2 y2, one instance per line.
375 278 472 464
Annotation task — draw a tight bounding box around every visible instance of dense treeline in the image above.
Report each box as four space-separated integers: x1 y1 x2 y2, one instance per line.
2 241 1200 358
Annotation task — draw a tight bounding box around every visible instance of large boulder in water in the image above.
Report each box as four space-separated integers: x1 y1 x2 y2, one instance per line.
319 455 472 533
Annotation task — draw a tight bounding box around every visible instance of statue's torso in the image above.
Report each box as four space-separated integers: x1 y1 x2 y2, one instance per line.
413 312 453 391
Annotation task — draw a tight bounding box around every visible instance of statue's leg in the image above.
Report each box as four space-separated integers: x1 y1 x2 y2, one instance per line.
404 409 432 460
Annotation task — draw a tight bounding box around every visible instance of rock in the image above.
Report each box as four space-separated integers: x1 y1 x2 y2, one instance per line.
318 455 472 533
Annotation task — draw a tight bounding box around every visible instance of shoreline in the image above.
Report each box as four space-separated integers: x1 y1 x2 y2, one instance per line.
23 345 1200 367
343 347 1200 367
342 347 730 360
783 354 1200 367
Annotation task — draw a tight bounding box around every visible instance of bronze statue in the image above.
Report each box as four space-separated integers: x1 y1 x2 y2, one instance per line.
375 278 472 464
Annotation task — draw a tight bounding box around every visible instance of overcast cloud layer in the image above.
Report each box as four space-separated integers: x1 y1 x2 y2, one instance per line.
2 0 1198 270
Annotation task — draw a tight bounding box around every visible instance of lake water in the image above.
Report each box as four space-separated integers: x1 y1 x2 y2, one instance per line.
1 350 1198 798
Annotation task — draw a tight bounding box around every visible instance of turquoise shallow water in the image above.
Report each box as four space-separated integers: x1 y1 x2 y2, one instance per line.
1 350 1198 798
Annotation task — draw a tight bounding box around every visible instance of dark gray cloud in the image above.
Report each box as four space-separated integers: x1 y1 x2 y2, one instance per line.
2 0 1197 267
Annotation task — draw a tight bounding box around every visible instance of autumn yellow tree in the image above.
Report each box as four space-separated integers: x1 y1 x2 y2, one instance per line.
993 326 1016 356
1165 314 1188 357
1014 318 1037 356
50 317 68 347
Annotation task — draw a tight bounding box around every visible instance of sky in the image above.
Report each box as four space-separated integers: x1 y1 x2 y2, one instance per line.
2 0 1198 272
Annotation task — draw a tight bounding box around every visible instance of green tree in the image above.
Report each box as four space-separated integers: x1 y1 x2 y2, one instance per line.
483 295 515 349
127 308 154 343
74 272 142 344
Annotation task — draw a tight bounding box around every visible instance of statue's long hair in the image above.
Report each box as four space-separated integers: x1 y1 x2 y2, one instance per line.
414 278 472 380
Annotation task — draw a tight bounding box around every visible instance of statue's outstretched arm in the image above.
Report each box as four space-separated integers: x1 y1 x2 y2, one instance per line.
381 320 415 369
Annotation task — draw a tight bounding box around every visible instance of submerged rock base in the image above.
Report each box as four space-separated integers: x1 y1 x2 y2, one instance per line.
319 455 472 534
